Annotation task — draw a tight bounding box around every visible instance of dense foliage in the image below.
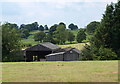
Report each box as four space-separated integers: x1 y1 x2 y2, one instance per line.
82 1 120 60
2 23 22 61
68 23 78 30
34 31 46 42
76 28 86 43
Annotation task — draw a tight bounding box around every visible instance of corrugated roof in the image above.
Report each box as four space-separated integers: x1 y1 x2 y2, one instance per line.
45 52 65 57
62 47 73 51
25 42 61 51
41 42 61 50
63 47 81 54
72 48 81 54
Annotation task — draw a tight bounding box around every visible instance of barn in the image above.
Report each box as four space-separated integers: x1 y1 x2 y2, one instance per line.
24 42 61 61
45 47 81 61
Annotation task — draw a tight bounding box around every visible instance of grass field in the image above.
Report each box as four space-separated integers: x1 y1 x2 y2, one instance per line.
59 43 86 50
2 61 118 82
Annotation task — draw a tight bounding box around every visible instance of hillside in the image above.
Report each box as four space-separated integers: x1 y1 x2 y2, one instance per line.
21 30 79 46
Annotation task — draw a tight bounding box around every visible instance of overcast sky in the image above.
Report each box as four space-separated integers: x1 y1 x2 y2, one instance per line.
1 0 117 28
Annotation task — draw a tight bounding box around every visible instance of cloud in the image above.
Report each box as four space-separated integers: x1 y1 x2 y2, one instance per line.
0 0 117 2
1 0 117 27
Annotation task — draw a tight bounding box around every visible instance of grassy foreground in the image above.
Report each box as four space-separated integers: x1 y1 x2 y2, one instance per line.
2 61 118 82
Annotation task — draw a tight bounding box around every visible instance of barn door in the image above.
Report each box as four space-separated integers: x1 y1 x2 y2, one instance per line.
33 56 38 61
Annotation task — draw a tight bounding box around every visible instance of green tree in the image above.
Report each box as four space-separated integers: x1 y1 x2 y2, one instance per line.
67 31 75 43
76 28 86 43
92 4 114 48
20 22 39 31
111 1 120 57
68 23 78 30
34 31 46 42
38 25 44 31
82 2 120 60
86 21 100 35
44 25 49 30
54 23 67 44
2 23 21 61
20 28 30 39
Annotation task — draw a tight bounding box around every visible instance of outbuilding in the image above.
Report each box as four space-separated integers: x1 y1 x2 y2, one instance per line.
45 47 81 61
24 42 61 61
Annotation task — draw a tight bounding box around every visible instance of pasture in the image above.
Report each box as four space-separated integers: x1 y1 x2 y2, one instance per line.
59 43 86 50
2 61 118 82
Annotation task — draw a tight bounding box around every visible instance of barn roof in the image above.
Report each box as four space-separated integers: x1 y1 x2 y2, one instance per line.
25 42 61 51
40 42 61 50
63 47 81 54
45 52 65 57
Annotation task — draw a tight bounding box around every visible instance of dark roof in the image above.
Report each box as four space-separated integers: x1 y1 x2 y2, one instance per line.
63 47 81 54
45 52 65 57
40 42 61 50
63 47 73 51
72 48 81 54
25 42 61 51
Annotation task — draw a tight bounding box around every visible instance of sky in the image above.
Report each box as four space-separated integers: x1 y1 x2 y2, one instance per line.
1 0 117 28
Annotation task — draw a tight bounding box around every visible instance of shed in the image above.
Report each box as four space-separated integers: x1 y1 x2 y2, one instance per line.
45 52 64 61
25 42 61 61
63 47 80 61
45 47 81 61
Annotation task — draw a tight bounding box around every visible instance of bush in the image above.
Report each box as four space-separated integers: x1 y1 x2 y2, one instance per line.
2 51 25 62
81 44 117 60
97 47 117 60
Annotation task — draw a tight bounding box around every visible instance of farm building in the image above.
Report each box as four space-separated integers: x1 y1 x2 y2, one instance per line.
24 42 61 61
24 42 81 61
46 47 80 61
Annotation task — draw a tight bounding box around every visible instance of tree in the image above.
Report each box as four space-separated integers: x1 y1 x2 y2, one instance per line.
20 28 30 39
7 23 18 29
92 4 114 48
44 25 49 30
20 22 39 31
68 23 78 30
39 25 44 31
34 31 46 42
86 21 100 35
76 28 86 43
49 24 57 33
111 1 120 57
54 23 67 44
81 2 120 60
2 23 21 61
85 21 100 41
20 24 25 29
67 31 75 43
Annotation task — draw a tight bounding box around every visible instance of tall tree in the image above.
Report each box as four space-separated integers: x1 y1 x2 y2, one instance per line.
2 23 21 61
67 31 75 43
86 21 100 41
34 31 46 42
82 2 119 60
86 21 100 35
76 28 86 43
54 23 67 44
92 4 114 48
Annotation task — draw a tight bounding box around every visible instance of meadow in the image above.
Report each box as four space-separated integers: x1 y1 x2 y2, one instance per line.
2 61 118 82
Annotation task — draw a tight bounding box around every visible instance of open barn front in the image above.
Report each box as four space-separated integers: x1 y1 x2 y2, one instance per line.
26 51 52 62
